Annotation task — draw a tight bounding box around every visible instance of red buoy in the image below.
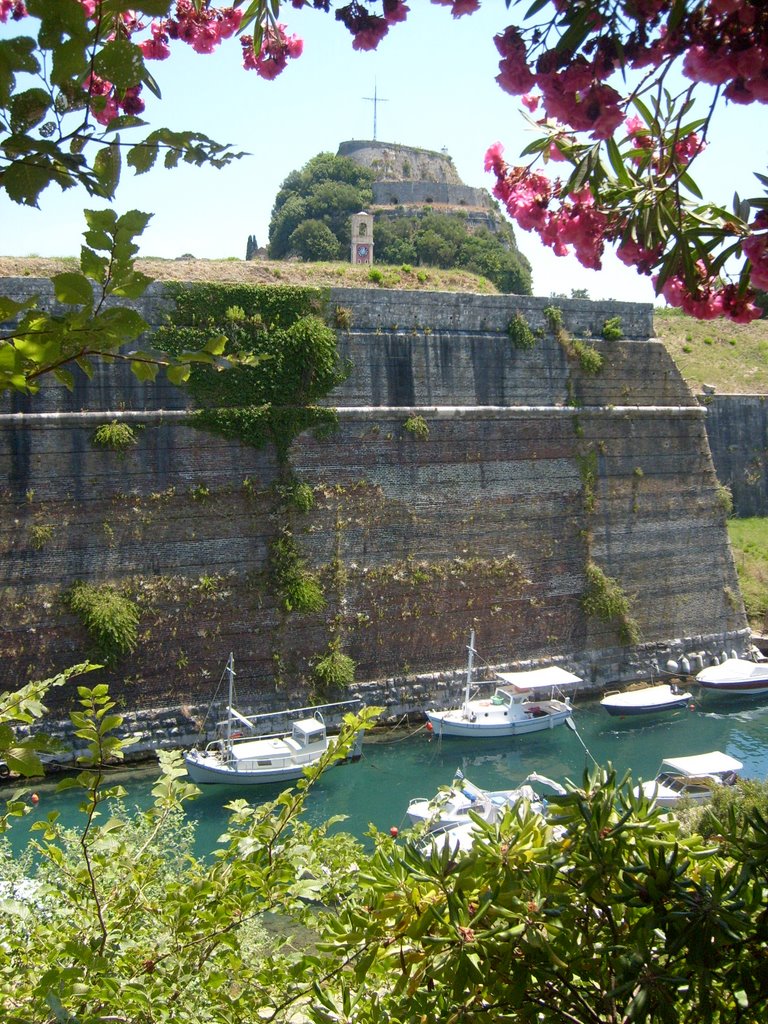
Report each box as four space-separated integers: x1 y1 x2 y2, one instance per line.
390 826 399 838
31 793 39 805
425 722 433 732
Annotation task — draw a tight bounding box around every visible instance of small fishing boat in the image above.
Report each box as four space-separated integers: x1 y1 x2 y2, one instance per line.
637 750 743 807
696 656 768 695
183 654 363 785
425 631 581 738
406 771 565 831
600 682 692 717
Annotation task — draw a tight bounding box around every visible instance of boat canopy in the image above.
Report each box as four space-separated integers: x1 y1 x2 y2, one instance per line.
293 717 327 741
660 751 743 776
495 666 582 692
696 658 768 684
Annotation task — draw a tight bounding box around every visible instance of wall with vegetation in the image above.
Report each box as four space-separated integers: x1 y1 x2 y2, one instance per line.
0 279 748 726
701 395 768 517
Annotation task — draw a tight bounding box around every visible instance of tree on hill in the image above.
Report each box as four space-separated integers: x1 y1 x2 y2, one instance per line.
268 153 375 259
375 210 532 294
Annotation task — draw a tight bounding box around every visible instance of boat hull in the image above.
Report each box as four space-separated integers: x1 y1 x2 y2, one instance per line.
698 680 768 695
425 705 572 738
183 750 319 786
602 697 690 717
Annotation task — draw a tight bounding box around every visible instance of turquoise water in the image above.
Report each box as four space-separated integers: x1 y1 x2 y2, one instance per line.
9 689 768 857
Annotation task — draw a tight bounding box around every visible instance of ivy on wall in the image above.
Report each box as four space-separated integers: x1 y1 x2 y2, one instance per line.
154 283 350 462
154 283 354 685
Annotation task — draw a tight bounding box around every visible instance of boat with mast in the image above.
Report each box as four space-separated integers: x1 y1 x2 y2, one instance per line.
425 631 581 738
183 654 363 785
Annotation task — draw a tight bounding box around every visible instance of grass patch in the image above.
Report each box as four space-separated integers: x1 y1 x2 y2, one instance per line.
654 308 768 394
727 517 768 632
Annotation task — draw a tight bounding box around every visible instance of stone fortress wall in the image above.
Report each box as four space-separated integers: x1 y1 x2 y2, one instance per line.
0 279 750 752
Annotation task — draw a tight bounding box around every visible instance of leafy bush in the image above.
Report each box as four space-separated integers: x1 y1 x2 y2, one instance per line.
508 312 537 350
92 420 138 455
602 316 623 340
314 639 356 691
66 581 140 665
270 531 325 614
403 415 429 440
582 561 640 645
29 524 54 550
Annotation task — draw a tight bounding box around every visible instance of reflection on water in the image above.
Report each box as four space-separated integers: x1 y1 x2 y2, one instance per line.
7 693 768 856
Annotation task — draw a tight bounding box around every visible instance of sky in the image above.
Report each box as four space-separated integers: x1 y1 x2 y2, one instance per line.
1 3 765 304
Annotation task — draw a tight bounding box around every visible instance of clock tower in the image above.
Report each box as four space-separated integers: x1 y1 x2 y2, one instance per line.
350 211 374 265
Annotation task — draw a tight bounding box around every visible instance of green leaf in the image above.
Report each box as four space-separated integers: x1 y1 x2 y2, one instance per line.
126 141 159 175
0 36 39 106
166 362 191 385
3 158 54 207
130 359 160 382
93 38 145 92
51 272 94 306
9 87 51 132
93 142 122 200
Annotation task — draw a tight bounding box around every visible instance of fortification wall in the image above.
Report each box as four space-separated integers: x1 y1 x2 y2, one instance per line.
371 181 491 208
338 140 462 184
0 281 748 736
701 395 768 517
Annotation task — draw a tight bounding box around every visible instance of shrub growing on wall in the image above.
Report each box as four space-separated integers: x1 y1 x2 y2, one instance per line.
66 582 140 666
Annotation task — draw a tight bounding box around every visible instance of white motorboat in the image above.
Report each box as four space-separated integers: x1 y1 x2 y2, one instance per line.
183 654 363 785
600 682 692 717
406 771 564 831
638 750 743 807
425 632 581 738
696 656 768 695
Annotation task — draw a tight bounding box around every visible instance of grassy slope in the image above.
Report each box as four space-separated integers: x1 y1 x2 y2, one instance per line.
0 256 497 294
653 307 768 395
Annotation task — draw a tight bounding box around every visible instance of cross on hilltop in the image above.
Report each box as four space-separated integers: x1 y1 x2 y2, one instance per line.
363 83 388 141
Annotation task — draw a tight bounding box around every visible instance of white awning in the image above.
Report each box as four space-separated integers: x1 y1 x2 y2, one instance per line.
495 666 582 692
661 751 743 776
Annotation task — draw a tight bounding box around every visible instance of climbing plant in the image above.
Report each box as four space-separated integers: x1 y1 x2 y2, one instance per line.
582 561 640 646
66 581 140 667
154 283 350 462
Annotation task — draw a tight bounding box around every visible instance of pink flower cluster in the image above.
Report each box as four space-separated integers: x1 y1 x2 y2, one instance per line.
486 143 609 270
486 142 762 323
0 0 26 21
241 23 304 79
743 213 768 291
682 2 768 105
656 268 761 324
84 74 145 126
146 2 243 57
332 2 410 51
431 0 481 17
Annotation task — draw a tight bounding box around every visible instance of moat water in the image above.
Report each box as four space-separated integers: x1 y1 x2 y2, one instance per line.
9 689 768 858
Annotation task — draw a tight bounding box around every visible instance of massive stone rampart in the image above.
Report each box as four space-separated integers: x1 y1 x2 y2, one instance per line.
0 280 748 743
701 394 768 517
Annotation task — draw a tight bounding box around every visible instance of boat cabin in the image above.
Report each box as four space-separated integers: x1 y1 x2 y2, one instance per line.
290 717 327 747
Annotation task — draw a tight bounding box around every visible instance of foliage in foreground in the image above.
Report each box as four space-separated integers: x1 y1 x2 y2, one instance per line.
1 671 767 1023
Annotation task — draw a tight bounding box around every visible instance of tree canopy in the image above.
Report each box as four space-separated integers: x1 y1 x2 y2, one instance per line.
268 153 375 260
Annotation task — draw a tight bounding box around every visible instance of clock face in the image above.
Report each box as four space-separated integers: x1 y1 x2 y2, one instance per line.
356 244 370 262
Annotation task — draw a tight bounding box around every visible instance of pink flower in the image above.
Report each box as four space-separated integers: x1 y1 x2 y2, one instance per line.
483 141 505 173
241 24 304 79
673 132 705 165
617 237 662 275
719 285 762 324
383 0 409 24
139 22 171 61
431 0 480 16
0 0 26 20
521 92 540 112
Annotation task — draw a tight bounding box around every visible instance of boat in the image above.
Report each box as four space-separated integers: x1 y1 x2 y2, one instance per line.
600 682 692 717
425 631 581 738
183 654 363 785
637 750 743 807
695 656 768 695
406 770 565 831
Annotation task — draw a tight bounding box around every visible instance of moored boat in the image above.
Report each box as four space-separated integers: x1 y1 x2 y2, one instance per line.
425 632 581 739
695 656 768 695
600 682 692 717
637 750 743 807
406 771 564 831
183 654 363 785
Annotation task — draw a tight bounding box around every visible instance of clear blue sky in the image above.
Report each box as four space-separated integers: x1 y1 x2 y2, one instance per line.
1 3 764 304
